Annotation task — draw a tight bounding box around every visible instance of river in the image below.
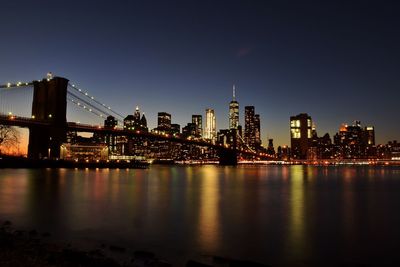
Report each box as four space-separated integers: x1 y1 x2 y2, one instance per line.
1 165 400 266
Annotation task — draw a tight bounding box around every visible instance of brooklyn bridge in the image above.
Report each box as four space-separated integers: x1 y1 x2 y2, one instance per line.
0 75 273 165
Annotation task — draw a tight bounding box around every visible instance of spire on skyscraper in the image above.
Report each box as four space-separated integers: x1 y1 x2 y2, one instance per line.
233 84 236 101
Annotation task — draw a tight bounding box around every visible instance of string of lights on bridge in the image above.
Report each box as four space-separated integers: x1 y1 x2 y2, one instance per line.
0 79 124 124
68 83 125 120
0 81 32 89
67 97 108 122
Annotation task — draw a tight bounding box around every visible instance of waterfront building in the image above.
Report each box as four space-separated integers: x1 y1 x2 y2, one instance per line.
229 85 239 130
333 121 376 159
192 115 203 137
171 123 180 135
104 115 117 129
364 126 375 146
140 113 148 132
60 143 108 161
205 108 217 142
123 106 148 132
157 112 172 133
290 113 313 159
267 139 275 156
277 145 291 161
104 115 118 153
182 123 196 138
377 140 400 160
121 107 149 156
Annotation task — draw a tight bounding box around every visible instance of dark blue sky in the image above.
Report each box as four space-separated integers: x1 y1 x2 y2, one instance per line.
1 0 399 146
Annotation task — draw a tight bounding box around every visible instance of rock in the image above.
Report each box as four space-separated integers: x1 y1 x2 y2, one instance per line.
41 232 51 237
14 230 24 236
133 250 155 259
88 249 105 257
186 260 213 267
156 260 173 267
29 229 38 236
213 256 272 267
109 245 126 253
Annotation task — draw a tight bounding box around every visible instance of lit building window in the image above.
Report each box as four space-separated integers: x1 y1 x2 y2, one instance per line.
291 128 301 138
290 120 301 128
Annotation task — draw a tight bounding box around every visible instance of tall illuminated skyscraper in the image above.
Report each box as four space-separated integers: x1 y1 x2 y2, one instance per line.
229 85 239 130
244 106 255 148
205 108 216 142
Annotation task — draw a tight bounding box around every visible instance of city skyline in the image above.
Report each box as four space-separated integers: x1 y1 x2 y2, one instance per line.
1 1 400 147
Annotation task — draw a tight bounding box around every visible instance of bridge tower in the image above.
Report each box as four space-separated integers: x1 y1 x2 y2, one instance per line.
28 77 69 159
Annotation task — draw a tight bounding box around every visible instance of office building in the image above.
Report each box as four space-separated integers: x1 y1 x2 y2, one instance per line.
290 113 313 159
171 123 180 135
254 114 261 148
244 106 256 149
182 123 196 138
192 115 203 137
157 112 171 133
205 108 216 142
229 85 239 130
364 126 375 146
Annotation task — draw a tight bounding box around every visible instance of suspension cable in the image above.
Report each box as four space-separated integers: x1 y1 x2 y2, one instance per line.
67 91 110 119
67 83 124 120
67 97 107 121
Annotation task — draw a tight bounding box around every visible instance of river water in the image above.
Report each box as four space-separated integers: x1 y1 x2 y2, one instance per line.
1 165 400 266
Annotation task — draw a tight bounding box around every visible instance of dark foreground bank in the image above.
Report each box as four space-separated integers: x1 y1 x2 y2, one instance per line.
0 220 171 267
0 220 272 267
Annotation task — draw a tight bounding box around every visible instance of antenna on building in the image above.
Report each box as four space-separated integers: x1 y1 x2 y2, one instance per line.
233 84 236 101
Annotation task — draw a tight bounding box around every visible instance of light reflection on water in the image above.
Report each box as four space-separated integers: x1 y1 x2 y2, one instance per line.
1 165 400 265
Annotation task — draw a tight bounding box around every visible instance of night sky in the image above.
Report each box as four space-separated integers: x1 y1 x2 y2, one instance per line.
1 0 400 147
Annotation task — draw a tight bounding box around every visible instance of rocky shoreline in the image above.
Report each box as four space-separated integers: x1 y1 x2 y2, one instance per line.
0 220 173 267
0 220 271 267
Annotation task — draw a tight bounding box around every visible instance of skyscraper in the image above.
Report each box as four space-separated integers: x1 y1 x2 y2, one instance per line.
104 115 118 153
192 115 203 137
157 112 171 133
124 106 148 132
205 108 216 142
254 114 261 147
244 106 256 149
290 113 313 159
229 85 239 130
364 126 375 146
